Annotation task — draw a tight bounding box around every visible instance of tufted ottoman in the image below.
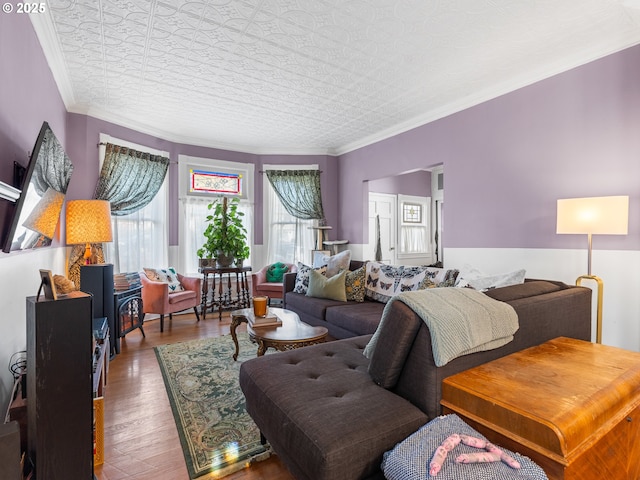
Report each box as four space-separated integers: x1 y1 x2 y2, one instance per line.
239 335 428 480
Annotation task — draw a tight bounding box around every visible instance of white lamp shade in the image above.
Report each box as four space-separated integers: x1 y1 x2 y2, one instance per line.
557 196 629 235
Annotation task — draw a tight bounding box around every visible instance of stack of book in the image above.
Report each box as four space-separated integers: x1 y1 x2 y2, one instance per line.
114 272 141 291
249 312 282 328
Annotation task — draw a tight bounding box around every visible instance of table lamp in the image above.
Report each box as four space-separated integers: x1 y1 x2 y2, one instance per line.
66 199 113 264
556 195 629 343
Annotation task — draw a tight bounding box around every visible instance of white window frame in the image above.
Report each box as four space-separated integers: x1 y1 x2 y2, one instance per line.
397 194 431 260
178 155 254 275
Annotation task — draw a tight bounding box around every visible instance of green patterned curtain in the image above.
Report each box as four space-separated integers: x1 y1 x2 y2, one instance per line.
266 170 325 222
94 143 169 216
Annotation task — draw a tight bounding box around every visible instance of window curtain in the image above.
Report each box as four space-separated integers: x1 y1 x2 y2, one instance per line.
265 170 325 222
105 178 168 273
94 143 169 215
400 225 428 254
31 127 73 195
69 143 170 284
182 196 253 275
265 179 314 265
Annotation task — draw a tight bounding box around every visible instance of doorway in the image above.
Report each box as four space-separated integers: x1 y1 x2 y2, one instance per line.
367 193 397 265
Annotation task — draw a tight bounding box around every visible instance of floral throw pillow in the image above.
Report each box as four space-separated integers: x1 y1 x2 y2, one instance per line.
345 264 367 302
144 267 184 292
293 262 327 294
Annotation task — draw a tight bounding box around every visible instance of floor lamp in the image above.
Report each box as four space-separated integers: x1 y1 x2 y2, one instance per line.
556 195 629 344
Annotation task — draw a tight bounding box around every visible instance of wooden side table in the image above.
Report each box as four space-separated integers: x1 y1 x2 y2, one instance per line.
230 308 328 360
200 266 251 321
441 337 640 480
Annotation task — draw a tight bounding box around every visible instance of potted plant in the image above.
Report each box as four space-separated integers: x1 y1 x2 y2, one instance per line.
197 196 249 268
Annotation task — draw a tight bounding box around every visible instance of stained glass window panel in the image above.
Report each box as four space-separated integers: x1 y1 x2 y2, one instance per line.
190 169 241 195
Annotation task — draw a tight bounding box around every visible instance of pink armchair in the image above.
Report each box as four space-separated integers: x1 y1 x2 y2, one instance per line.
140 271 202 332
251 263 297 304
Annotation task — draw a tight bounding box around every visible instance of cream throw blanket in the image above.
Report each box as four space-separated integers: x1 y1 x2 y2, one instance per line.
364 288 519 367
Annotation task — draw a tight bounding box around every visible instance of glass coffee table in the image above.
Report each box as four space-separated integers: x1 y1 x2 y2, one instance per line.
230 307 328 360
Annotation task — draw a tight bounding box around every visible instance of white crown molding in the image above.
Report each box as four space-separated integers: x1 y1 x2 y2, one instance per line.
26 1 640 158
29 12 75 111
336 36 640 156
73 32 640 158
69 105 334 157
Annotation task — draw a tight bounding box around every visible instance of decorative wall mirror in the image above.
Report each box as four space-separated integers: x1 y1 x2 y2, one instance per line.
2 122 73 253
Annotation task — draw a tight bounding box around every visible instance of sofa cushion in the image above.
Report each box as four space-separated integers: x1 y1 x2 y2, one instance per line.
307 269 347 302
325 301 386 336
253 282 285 295
239 337 428 480
285 292 348 320
167 289 196 304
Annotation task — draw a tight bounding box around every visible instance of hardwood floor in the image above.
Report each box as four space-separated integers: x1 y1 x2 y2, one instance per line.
95 311 295 480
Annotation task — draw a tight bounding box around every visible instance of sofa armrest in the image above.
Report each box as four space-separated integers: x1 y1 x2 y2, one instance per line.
284 271 297 294
178 274 202 304
140 275 170 313
253 268 268 285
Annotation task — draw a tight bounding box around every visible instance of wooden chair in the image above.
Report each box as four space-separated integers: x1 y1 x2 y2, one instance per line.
251 263 297 305
140 271 201 332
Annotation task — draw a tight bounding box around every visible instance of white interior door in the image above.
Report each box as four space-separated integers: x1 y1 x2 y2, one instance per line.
367 193 397 265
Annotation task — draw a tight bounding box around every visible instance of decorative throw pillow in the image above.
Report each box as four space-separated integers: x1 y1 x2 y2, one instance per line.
144 267 184 292
418 268 460 289
455 264 525 291
365 261 402 303
313 249 352 278
306 269 347 302
143 267 161 281
293 262 327 294
345 265 367 302
397 266 429 293
266 262 288 283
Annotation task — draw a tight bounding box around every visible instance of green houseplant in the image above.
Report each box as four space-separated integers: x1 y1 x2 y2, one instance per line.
197 196 249 267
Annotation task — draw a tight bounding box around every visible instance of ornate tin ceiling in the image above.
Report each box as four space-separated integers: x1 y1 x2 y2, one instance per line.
30 0 640 154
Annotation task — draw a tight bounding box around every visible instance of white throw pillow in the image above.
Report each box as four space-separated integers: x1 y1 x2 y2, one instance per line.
456 264 526 291
313 250 351 278
144 267 185 292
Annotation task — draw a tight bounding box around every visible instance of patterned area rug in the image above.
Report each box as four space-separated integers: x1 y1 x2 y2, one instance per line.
155 333 270 479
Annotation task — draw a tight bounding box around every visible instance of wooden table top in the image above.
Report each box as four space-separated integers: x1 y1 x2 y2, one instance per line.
441 336 640 458
235 307 328 343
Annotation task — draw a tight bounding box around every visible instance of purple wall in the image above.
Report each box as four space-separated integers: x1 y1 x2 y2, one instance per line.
61 115 337 245
339 44 640 251
3 15 639 256
368 170 432 196
0 14 69 244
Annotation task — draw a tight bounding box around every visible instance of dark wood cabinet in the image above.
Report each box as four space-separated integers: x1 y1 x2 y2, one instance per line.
26 292 93 479
80 264 116 355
